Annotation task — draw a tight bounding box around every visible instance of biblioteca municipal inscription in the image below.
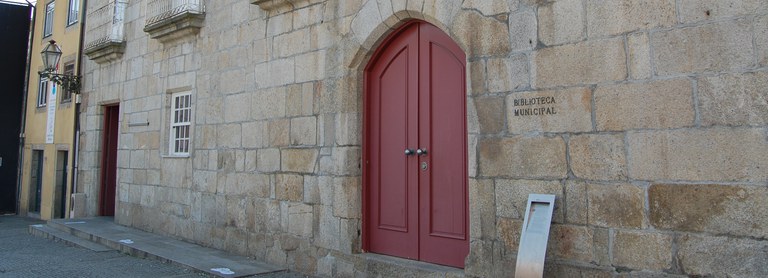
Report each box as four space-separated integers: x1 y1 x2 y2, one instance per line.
513 96 557 116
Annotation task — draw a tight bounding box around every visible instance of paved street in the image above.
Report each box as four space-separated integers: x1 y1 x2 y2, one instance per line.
0 215 311 278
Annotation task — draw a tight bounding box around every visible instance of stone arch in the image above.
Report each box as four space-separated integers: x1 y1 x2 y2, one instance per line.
344 6 465 75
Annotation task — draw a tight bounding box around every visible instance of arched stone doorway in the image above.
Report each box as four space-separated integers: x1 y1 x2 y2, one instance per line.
363 21 469 268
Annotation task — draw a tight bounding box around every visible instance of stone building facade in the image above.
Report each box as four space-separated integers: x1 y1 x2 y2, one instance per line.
78 0 768 276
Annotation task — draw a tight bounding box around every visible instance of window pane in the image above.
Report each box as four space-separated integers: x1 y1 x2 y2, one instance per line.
68 0 79 25
169 92 192 155
44 2 54 36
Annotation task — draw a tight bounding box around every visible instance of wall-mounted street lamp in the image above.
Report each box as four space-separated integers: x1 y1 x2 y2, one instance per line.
39 40 81 94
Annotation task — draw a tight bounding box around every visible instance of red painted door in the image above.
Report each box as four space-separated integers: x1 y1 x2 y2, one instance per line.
366 22 468 268
99 105 119 216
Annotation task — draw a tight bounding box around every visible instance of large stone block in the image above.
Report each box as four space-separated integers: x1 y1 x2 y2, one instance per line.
349 0 382 49
678 234 768 277
329 147 360 176
281 148 318 173
612 230 673 271
586 0 676 37
468 60 486 94
464 240 497 278
547 224 596 264
253 58 296 88
533 37 626 88
276 174 303 202
587 183 644 228
315 205 339 250
628 32 651 80
223 93 251 123
242 121 267 148
678 0 768 23
469 179 496 240
495 179 563 222
334 113 360 146
651 20 754 76
451 10 511 57
217 124 242 148
478 136 567 179
268 119 290 147
256 148 280 172
506 87 592 134
698 71 768 126
461 0 509 15
565 180 587 225
496 217 521 252
569 133 627 181
758 15 768 66
595 79 694 131
649 184 768 238
273 28 311 58
251 88 287 120
537 0 584 46
294 50 326 83
333 177 361 218
627 128 768 182
473 96 505 134
486 54 529 93
508 10 537 51
287 203 313 237
290 116 317 146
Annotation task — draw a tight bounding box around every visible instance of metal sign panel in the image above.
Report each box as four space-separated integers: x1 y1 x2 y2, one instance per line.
514 194 556 278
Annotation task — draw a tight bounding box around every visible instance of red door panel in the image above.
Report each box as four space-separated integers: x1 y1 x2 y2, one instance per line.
418 23 468 267
367 25 419 259
377 49 411 231
365 21 467 268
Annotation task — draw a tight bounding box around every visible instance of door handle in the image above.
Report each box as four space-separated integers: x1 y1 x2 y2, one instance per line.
416 148 428 156
405 149 415 156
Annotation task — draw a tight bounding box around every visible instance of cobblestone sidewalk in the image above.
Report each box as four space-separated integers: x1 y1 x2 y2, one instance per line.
0 215 312 278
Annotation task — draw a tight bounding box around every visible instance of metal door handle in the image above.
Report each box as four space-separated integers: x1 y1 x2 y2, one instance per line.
405 149 415 156
416 148 427 156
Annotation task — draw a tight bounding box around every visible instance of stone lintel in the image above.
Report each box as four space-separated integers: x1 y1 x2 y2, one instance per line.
84 41 126 64
143 12 205 43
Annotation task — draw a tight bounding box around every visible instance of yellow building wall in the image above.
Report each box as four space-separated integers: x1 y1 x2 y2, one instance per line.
20 0 83 220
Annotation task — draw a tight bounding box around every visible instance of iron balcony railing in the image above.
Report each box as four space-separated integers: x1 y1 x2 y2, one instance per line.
84 0 127 51
145 0 205 27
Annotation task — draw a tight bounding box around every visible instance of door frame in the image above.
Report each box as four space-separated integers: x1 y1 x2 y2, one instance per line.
361 20 469 265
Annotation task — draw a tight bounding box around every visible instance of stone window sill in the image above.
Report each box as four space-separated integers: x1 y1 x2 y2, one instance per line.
144 11 205 43
84 41 126 64
250 0 317 12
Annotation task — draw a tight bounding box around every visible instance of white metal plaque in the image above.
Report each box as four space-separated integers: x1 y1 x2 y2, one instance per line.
45 83 57 144
514 194 556 278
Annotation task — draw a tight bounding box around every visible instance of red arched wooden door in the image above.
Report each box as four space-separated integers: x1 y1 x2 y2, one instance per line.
364 21 468 268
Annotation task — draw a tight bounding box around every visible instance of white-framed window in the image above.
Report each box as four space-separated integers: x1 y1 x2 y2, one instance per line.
43 1 55 37
169 92 192 155
67 0 79 25
37 78 49 107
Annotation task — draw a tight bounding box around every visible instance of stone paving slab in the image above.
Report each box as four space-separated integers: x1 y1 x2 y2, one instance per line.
44 217 284 278
29 224 113 252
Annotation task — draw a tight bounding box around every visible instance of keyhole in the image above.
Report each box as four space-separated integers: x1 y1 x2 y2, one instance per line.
421 161 428 171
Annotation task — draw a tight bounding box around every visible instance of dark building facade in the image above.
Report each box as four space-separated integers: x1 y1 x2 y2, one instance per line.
0 1 31 214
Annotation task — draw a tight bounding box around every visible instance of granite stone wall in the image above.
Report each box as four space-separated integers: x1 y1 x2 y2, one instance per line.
79 0 768 276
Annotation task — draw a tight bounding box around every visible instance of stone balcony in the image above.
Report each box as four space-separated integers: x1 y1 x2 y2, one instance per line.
144 0 205 43
83 0 127 64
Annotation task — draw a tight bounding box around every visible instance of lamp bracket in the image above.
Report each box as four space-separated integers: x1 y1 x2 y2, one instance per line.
39 70 81 94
